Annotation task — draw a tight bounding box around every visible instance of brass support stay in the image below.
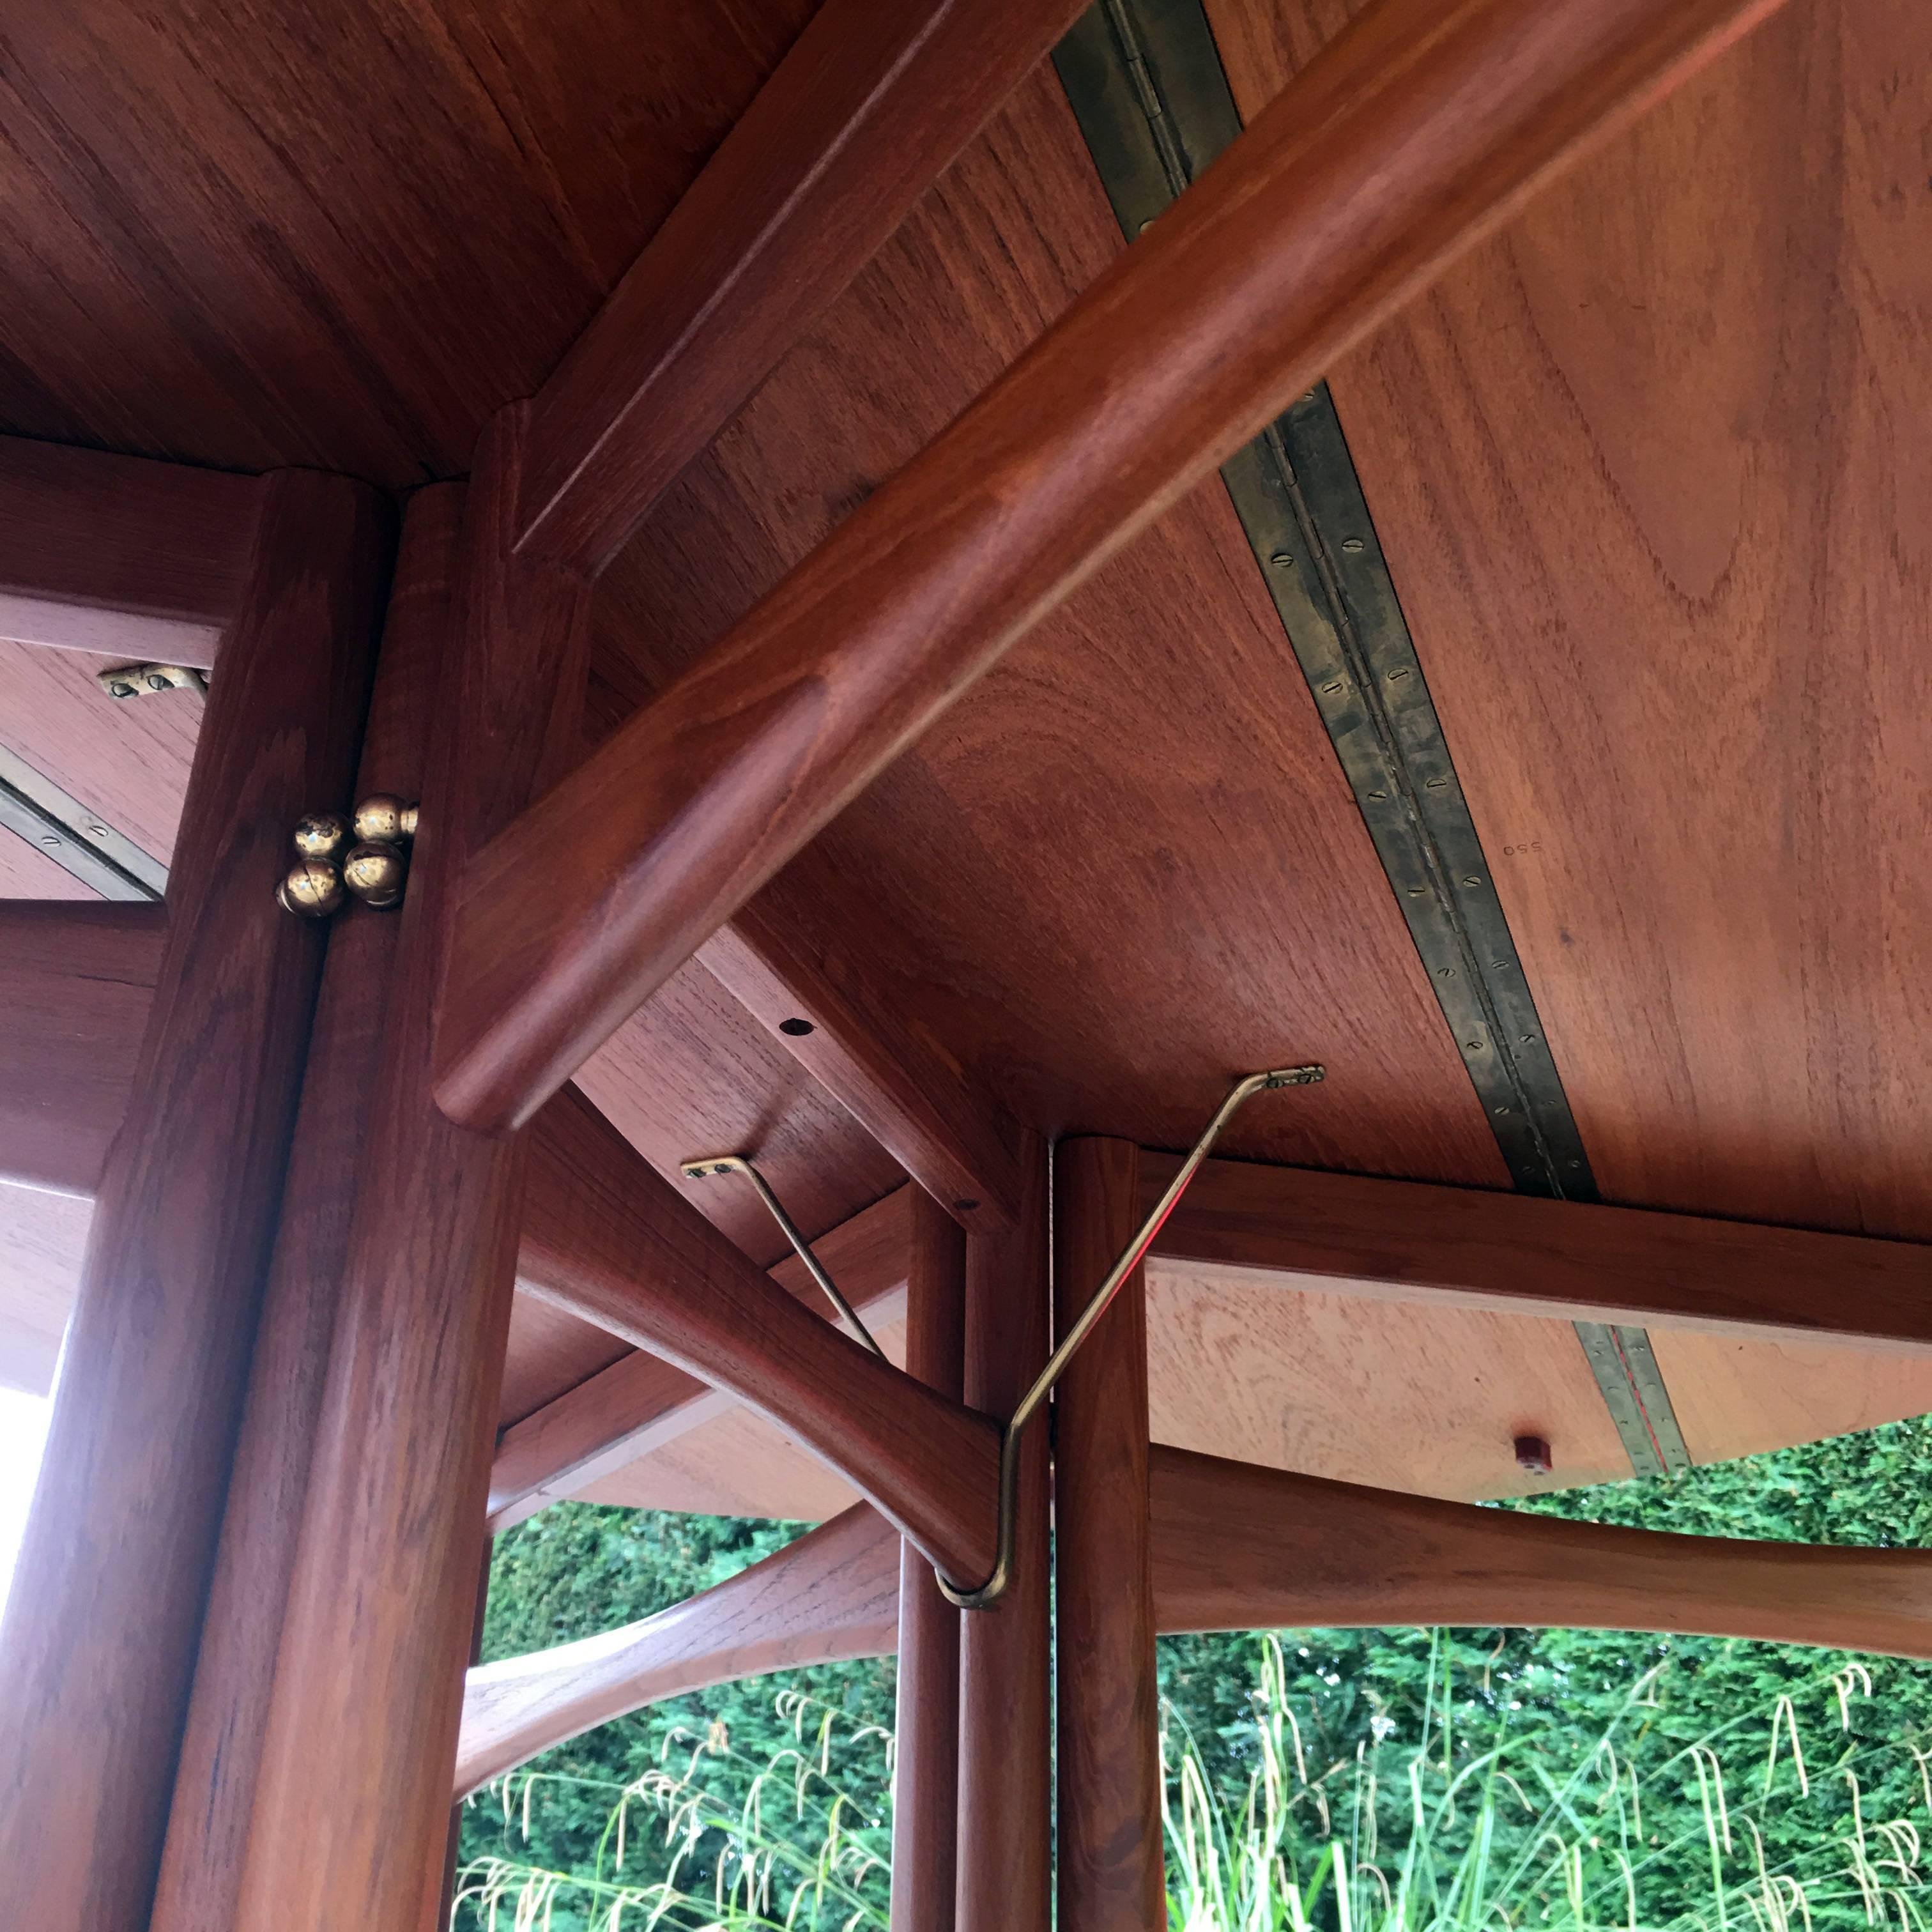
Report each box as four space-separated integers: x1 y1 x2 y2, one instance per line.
680 1154 887 1360
936 1062 1324 1609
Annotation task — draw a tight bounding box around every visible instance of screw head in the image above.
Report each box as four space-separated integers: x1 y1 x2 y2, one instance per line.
352 793 418 845
278 857 344 917
293 810 351 859
341 839 408 908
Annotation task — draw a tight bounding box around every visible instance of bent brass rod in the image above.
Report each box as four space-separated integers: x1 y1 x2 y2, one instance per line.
936 1062 1323 1609
678 1153 886 1360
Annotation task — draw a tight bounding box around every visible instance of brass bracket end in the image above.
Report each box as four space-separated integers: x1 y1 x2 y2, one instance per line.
682 1153 885 1360
98 662 207 700
935 1061 1326 1611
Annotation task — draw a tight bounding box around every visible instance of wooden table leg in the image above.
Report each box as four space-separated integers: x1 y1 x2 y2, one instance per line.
956 1133 1050 1932
0 470 391 1932
231 404 593 1932
150 485 462 1931
1054 1137 1163 1932
891 1188 965 1931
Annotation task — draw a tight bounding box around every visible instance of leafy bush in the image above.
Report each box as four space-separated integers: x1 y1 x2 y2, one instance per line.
459 1630 1932 1931
458 1415 1932 1928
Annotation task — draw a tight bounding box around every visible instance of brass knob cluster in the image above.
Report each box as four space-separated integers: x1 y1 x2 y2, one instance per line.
276 795 419 918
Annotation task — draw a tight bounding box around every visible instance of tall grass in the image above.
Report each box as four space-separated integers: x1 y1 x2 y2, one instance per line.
456 1690 891 1929
456 1640 1932 1932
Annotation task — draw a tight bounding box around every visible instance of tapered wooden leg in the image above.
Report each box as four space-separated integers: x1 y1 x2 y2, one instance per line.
1054 1137 1162 1932
231 406 592 1932
891 1189 965 1930
956 1133 1050 1932
151 486 463 1931
0 470 391 1932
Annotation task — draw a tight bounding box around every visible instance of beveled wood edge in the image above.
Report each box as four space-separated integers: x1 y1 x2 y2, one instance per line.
459 1446 1932 1794
0 434 264 666
699 912 1026 1233
1144 1152 1932 1352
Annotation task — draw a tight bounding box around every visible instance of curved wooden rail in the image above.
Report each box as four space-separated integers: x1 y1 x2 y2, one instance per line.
455 1503 898 1796
521 1086 1002 1585
1149 1447 1932 1650
458 1452 1932 1793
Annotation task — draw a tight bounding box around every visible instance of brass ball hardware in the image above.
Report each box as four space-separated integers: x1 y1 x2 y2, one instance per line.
293 810 351 859
275 797 418 916
351 793 418 845
341 839 407 908
277 857 347 918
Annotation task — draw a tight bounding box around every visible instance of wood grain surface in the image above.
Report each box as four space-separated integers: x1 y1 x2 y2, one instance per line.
0 636 201 864
517 1082 1000 1581
575 1396 893 1521
0 900 165 1195
151 485 459 1932
438 0 1785 1139
891 1190 965 1932
592 61 1503 1197
0 825 97 898
231 408 590 1932
0 0 815 480
1054 1138 1163 1932
455 1504 900 1798
0 434 261 664
699 905 1025 1231
0 468 390 1932
518 0 1088 573
1145 1152 1932 1350
1654 1328 1932 1468
957 1131 1052 1932
1211 0 1932 1246
1146 1259 1636 1499
493 1179 912 1529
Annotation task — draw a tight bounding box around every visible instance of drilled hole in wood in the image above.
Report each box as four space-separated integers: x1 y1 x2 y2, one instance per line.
777 1017 815 1036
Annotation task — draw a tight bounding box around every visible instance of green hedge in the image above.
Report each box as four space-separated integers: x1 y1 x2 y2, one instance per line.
461 1414 1932 1920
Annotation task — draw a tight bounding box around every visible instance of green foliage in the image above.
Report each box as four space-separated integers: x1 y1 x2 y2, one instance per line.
459 1414 1932 1929
463 1505 894 1901
458 1692 891 1930
1163 1630 1932 1932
